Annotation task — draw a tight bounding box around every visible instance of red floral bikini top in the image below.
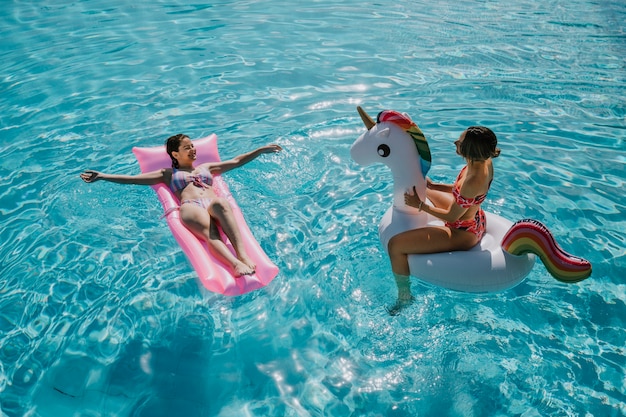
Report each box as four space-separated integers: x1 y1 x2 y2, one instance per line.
452 166 492 208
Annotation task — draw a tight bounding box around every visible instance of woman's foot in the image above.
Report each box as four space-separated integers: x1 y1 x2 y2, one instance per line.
387 294 415 316
239 255 256 271
387 273 414 315
233 260 255 277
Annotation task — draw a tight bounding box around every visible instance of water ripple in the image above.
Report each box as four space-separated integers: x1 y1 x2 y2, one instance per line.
1 0 625 415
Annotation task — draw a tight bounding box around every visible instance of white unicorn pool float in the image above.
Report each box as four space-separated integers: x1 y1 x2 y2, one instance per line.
350 106 591 292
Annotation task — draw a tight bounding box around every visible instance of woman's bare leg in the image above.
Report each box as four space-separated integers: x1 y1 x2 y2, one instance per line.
180 204 254 276
208 198 256 273
387 226 477 313
386 273 414 316
426 188 454 208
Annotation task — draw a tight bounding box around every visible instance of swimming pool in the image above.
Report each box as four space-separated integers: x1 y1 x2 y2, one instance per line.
1 0 624 415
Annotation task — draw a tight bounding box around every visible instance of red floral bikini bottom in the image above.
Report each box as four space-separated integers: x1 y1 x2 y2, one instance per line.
445 209 486 240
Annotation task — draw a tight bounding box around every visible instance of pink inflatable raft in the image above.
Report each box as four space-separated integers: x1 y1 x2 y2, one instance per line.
132 134 279 296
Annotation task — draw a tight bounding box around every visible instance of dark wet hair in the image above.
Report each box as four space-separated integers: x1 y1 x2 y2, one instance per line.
165 134 189 169
459 126 501 161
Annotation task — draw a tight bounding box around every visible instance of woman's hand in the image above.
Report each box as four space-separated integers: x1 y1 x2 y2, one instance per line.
80 170 102 183
404 186 423 210
261 144 282 154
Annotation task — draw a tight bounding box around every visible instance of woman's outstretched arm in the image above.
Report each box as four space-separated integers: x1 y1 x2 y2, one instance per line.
204 144 282 174
80 168 169 185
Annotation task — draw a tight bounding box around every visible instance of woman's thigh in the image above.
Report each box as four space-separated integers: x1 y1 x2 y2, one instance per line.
207 197 232 217
427 188 454 208
180 203 222 240
180 204 211 230
389 226 477 254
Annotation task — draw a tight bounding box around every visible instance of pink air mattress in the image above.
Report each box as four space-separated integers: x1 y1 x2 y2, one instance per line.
132 134 279 296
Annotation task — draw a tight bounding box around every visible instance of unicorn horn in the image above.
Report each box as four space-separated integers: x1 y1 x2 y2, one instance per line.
357 106 376 130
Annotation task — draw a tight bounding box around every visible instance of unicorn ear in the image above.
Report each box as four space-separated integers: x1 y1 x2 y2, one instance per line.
376 128 390 138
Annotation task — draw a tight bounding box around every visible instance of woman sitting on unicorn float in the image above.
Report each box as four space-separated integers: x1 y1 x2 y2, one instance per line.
392 122 498 312
350 106 591 315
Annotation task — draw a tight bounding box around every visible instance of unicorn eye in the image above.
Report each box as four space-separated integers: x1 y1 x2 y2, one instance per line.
377 144 390 157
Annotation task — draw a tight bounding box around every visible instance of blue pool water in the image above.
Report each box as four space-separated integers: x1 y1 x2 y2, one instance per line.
1 0 625 416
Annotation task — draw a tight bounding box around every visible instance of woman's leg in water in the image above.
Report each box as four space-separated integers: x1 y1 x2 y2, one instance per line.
386 226 477 314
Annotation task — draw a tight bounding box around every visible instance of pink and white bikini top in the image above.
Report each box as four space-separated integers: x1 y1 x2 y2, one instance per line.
169 167 213 193
452 166 491 208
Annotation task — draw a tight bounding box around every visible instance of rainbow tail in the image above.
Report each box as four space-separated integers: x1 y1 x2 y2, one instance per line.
501 219 592 283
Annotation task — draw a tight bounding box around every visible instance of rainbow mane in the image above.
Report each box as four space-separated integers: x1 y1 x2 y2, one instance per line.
377 110 431 177
501 219 592 283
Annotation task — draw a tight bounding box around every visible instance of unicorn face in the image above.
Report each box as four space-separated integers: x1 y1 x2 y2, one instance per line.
350 106 432 213
350 121 410 169
350 107 431 179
